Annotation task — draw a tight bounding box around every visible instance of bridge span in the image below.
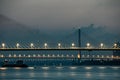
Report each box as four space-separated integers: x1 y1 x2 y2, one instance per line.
0 47 120 51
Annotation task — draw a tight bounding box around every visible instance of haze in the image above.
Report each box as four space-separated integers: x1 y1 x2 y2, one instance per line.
0 0 120 32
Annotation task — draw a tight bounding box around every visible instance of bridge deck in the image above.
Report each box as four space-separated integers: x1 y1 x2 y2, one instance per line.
0 48 120 51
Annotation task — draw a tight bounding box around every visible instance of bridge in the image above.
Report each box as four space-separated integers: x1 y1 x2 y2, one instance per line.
0 47 120 51
0 29 120 66
0 42 120 58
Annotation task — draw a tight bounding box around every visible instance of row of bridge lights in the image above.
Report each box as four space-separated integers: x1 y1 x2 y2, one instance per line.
1 43 75 48
1 43 118 48
0 54 119 59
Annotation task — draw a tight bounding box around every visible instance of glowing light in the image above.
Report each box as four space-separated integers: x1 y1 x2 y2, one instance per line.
9 54 11 57
111 67 119 70
98 67 106 69
42 67 49 70
43 54 45 57
58 43 61 48
2 43 5 48
57 54 60 57
0 67 7 70
85 67 93 70
87 55 90 58
28 67 34 69
16 43 20 48
61 54 64 57
1 55 4 57
111 55 114 58
70 66 77 70
44 43 47 48
82 55 85 57
28 55 31 57
48 54 50 57
72 43 75 47
14 54 16 57
33 54 36 57
114 43 117 48
102 55 104 58
23 54 26 57
86 43 90 47
52 54 55 57
30 43 34 48
18 54 21 57
106 55 109 58
14 67 21 69
77 54 80 59
38 54 41 57
71 55 74 57
66 54 69 57
56 67 63 69
86 72 91 77
100 43 104 48
97 55 100 58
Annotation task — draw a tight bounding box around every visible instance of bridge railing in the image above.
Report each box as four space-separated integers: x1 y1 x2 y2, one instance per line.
0 42 119 50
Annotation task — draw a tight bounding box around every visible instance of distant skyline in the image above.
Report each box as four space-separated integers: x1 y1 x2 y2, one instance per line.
0 0 120 33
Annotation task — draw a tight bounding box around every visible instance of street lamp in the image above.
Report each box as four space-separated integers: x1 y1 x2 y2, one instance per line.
58 43 61 48
16 43 20 48
100 43 104 48
2 43 5 48
113 43 117 48
72 43 75 47
30 43 34 48
77 54 80 59
44 43 47 48
86 43 90 48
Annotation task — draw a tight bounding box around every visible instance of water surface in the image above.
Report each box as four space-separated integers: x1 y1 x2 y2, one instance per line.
0 66 120 80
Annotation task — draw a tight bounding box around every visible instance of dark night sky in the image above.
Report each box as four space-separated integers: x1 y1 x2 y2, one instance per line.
0 0 120 47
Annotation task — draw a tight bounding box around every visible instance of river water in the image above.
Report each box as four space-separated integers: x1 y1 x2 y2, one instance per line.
0 66 120 80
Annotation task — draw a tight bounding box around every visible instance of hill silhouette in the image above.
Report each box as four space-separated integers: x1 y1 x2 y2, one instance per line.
0 14 49 44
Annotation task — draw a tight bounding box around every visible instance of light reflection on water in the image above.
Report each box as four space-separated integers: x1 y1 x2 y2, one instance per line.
69 66 77 70
84 66 93 70
41 66 50 70
0 66 120 80
98 66 106 69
